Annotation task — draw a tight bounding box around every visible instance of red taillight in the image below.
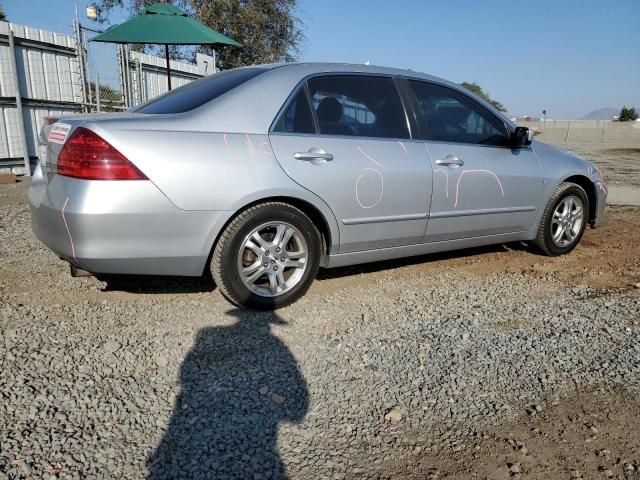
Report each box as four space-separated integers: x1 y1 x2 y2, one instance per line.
57 127 147 180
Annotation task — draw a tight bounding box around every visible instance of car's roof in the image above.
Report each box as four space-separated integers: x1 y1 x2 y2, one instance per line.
256 61 451 85
95 61 513 137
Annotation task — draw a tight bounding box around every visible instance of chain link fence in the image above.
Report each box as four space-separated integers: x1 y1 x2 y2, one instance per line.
83 31 126 112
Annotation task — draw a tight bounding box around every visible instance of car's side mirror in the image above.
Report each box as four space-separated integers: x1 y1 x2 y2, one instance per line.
510 126 534 148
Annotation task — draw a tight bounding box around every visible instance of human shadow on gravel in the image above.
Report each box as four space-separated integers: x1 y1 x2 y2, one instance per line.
147 309 308 479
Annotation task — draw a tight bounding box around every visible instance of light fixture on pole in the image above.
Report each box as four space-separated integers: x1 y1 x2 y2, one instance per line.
86 4 98 21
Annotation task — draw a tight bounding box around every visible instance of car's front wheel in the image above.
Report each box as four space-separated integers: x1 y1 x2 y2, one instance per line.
211 202 321 310
533 182 589 256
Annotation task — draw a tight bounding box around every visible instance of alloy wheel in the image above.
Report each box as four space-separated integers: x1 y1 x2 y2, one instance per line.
551 195 584 247
237 222 308 297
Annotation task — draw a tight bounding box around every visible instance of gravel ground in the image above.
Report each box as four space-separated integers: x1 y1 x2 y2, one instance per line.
1 177 640 480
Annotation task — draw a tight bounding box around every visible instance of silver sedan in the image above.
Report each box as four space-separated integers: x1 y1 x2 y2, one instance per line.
29 63 607 309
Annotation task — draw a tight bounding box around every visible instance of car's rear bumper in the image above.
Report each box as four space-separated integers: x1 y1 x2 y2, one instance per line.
28 165 228 276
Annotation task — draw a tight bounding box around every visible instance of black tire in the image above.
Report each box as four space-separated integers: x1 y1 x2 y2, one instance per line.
533 182 589 256
211 202 321 310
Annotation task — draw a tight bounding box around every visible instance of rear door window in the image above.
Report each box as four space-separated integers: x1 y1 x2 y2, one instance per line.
408 80 509 146
134 67 267 114
306 75 409 139
273 88 316 134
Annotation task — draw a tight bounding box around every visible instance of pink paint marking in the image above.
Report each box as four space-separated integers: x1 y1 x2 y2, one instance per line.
61 197 76 261
223 133 237 162
355 168 384 209
454 169 505 208
244 134 257 167
260 141 274 157
594 165 604 180
599 182 607 195
433 168 449 198
357 145 387 169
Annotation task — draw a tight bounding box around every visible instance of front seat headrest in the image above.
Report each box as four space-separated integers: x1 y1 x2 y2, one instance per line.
317 97 343 123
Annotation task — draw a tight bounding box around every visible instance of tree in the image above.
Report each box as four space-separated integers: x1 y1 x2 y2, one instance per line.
619 106 638 122
0 2 7 21
194 0 303 69
92 0 303 69
459 82 507 112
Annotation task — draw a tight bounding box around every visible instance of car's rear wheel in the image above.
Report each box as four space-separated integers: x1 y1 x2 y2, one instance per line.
211 202 321 310
533 182 589 256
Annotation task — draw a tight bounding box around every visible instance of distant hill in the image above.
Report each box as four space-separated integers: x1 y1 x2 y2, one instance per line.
579 108 618 121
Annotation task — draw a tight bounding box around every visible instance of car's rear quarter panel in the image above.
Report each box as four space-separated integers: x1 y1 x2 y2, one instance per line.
97 126 282 210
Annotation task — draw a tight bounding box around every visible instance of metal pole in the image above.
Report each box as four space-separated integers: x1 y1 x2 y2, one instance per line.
564 120 572 144
7 28 32 176
121 45 132 108
74 18 89 112
165 44 172 91
96 73 101 112
117 44 127 108
86 45 94 109
126 47 133 106
124 46 130 107
136 58 143 104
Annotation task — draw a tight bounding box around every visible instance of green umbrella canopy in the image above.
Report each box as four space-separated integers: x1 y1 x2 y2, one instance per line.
90 3 241 46
90 3 240 90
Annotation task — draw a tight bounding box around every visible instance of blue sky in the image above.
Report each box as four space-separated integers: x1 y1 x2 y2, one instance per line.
5 0 640 118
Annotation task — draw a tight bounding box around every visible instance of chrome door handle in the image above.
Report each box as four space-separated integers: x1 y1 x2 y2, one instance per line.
436 155 464 167
294 148 333 163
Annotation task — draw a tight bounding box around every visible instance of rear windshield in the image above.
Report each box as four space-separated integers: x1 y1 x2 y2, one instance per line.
133 67 267 114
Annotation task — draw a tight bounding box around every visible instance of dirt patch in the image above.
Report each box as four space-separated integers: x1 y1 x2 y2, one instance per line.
377 388 640 480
